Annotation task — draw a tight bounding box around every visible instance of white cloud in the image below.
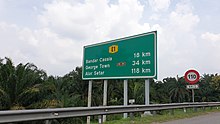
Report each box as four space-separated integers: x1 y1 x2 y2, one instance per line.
199 32 220 73
159 1 200 56
1 0 162 77
201 32 220 43
0 21 82 75
36 0 161 75
169 1 200 32
38 0 151 42
150 14 161 20
156 1 201 78
148 0 171 12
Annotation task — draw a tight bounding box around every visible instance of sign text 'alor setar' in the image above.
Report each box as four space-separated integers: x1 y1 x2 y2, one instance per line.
82 31 157 80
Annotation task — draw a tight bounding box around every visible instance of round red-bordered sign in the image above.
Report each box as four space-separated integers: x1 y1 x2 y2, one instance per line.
184 69 200 84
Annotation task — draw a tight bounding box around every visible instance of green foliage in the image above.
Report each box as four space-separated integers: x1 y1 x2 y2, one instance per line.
100 108 220 124
163 76 190 103
1 57 220 124
0 57 47 110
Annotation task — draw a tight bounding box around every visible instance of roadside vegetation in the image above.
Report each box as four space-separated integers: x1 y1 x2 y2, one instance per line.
0 57 220 124
98 107 220 124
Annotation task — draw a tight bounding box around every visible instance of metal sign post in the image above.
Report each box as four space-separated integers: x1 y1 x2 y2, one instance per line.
123 80 128 118
186 84 199 103
87 80 92 124
145 79 150 105
192 89 195 103
103 80 108 122
144 79 151 115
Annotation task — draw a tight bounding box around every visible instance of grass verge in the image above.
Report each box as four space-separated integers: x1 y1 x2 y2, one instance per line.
92 106 220 124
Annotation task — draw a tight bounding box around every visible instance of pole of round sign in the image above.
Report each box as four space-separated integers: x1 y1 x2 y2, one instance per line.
192 89 195 103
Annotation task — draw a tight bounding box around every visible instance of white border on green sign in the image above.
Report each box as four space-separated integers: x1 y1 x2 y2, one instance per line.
82 31 157 80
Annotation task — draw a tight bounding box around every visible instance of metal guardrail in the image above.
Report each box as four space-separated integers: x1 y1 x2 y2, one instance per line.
0 102 220 123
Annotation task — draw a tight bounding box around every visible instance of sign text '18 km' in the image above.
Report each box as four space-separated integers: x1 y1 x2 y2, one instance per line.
82 31 157 80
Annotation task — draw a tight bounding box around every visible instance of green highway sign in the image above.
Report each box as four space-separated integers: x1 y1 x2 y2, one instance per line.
82 31 157 80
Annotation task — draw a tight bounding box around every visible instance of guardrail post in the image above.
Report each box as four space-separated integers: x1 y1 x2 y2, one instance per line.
202 106 206 111
152 111 157 115
183 108 187 113
170 109 174 115
193 107 198 112
45 120 51 124
129 99 135 123
130 112 134 124
98 115 103 124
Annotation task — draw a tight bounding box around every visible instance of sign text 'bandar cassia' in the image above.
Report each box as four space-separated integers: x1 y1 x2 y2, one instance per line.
82 31 157 80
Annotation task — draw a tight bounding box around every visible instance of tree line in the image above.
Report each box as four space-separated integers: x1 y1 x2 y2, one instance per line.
0 57 220 123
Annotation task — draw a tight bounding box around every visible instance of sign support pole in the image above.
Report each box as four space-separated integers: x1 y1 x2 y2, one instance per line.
144 79 151 115
87 80 92 124
145 79 150 105
192 89 195 103
123 79 128 118
103 80 108 122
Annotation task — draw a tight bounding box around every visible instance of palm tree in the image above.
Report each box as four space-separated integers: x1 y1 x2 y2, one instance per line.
0 57 47 110
163 76 189 103
128 79 145 104
197 74 220 102
62 67 88 107
151 80 170 104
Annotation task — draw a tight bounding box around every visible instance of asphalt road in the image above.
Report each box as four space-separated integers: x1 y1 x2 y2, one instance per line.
160 112 220 124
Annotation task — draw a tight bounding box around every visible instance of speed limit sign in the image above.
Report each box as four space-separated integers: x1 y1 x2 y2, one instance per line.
184 69 200 84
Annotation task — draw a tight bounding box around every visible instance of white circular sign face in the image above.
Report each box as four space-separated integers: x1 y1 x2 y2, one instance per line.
184 69 200 84
187 72 198 82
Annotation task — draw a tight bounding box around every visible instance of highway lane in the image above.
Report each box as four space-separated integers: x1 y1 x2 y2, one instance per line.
160 112 220 124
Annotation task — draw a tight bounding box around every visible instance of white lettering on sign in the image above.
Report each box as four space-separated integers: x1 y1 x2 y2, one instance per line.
131 51 152 74
142 60 150 65
99 57 112 62
85 65 98 70
85 72 93 76
132 60 140 66
99 64 110 69
86 59 98 64
94 71 104 75
131 68 140 74
142 68 151 73
134 52 140 58
142 52 150 57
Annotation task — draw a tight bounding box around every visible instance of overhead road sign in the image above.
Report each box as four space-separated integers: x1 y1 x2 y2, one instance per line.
82 31 157 80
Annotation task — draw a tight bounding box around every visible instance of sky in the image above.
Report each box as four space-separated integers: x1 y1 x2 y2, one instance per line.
0 0 219 80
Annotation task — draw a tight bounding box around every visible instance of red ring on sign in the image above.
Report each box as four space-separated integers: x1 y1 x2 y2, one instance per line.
184 69 200 84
